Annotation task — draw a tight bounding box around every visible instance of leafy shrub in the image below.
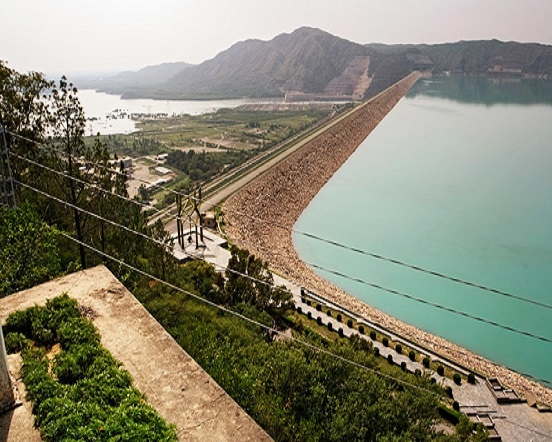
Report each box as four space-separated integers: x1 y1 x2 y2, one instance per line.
395 344 402 354
467 373 476 384
453 373 462 385
347 319 353 328
408 350 416 361
4 308 34 336
5 332 30 353
6 295 177 442
370 330 376 340
358 325 365 334
437 404 461 425
423 357 430 368
382 337 389 347
437 365 445 376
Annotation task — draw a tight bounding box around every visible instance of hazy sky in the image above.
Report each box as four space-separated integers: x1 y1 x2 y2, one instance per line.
2 0 552 76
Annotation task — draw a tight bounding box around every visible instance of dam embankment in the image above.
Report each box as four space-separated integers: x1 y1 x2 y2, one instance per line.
223 71 552 406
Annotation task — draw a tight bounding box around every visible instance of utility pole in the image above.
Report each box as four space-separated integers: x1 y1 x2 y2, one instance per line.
0 124 17 413
0 125 16 208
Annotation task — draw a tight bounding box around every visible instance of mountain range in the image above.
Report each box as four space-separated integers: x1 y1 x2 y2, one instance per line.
79 27 552 100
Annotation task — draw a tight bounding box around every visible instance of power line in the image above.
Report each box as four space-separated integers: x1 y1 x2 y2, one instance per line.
15 178 552 347
13 179 285 291
306 262 552 344
9 150 160 214
54 229 446 400
17 172 552 442
14 127 548 314
15 179 171 246
6 130 201 203
223 207 552 311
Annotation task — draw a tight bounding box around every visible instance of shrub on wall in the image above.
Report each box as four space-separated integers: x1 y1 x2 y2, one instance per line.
4 294 177 441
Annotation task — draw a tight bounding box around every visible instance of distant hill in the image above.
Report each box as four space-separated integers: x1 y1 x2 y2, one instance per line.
79 61 192 95
164 27 371 99
82 28 552 100
415 40 552 76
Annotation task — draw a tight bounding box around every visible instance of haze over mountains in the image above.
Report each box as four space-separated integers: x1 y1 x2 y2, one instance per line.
80 27 552 100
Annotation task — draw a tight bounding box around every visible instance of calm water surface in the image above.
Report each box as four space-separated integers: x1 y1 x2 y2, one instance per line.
293 77 552 387
78 90 260 135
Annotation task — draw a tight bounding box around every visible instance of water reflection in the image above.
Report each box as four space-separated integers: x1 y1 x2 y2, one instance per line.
408 76 552 106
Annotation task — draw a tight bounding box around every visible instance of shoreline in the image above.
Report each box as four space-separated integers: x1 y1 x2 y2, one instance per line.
222 71 552 406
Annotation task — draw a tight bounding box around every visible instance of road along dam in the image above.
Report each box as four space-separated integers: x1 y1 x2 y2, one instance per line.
222 71 552 406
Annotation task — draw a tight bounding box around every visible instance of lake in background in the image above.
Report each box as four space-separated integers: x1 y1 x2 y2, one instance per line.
78 90 266 135
293 76 552 387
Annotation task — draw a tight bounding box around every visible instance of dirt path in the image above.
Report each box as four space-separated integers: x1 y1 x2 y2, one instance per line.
222 71 552 407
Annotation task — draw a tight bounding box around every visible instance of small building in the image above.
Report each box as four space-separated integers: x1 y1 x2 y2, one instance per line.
108 157 133 171
154 166 172 176
202 212 217 230
121 157 133 169
155 154 169 163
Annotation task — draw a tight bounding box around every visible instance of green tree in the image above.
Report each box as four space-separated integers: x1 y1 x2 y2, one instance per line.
224 246 293 317
0 203 61 297
0 60 52 188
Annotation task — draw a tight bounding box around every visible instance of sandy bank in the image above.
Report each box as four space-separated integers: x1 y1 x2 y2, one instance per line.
222 72 552 406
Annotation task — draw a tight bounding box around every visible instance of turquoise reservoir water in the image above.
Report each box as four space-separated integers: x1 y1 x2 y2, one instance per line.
293 77 552 387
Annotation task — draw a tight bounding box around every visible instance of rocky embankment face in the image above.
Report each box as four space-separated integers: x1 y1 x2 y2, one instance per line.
223 71 552 406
